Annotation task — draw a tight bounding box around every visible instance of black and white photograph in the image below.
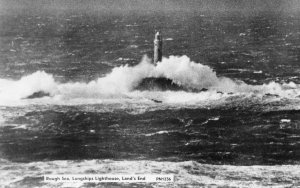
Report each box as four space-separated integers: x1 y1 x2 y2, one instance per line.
0 0 300 187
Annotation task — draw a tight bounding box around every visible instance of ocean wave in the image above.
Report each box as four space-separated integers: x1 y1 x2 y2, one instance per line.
0 159 299 187
0 55 299 106
144 130 177 136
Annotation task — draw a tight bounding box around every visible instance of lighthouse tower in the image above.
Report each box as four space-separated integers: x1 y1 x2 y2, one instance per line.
153 31 162 64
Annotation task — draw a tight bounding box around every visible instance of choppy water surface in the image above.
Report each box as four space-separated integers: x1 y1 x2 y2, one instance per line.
0 9 300 187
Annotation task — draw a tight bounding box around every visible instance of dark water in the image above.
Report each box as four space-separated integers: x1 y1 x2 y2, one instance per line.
0 9 300 187
1 11 300 83
1 107 300 165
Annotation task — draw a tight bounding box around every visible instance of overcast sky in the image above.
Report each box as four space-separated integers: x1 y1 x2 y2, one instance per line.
1 0 300 13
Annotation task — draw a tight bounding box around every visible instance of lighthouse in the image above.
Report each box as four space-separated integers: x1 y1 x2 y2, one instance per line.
154 31 162 64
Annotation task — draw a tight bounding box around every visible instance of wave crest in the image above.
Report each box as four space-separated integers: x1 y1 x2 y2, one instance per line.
0 55 299 105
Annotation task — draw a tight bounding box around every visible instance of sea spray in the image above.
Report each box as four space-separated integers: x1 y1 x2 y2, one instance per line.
0 55 299 105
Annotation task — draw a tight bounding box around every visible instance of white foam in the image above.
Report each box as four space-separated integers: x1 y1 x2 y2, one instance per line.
280 119 291 123
209 116 220 121
11 124 28 129
144 130 174 136
201 116 220 125
254 70 263 74
0 159 298 187
0 55 300 106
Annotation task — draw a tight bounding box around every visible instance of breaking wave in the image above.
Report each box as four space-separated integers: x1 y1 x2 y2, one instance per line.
0 55 299 106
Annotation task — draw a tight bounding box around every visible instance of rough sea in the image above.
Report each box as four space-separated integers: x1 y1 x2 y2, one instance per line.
0 8 300 187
